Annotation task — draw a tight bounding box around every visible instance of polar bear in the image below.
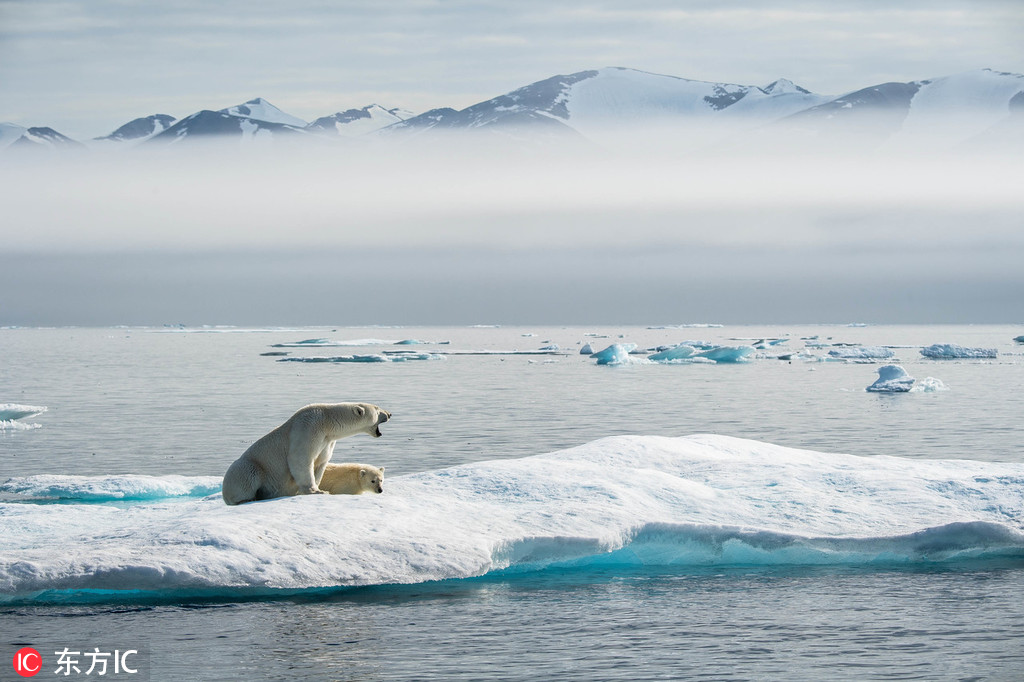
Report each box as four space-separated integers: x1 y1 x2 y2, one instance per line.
319 463 386 495
222 403 391 505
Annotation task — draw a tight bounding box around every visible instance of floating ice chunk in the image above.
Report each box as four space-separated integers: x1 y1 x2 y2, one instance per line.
912 377 948 392
580 343 594 355
539 344 560 351
0 404 47 421
648 344 697 362
271 338 399 348
277 353 443 363
1014 335 1024 344
921 344 997 359
591 344 639 365
867 365 915 393
695 346 754 363
395 339 429 345
0 404 47 430
828 346 894 360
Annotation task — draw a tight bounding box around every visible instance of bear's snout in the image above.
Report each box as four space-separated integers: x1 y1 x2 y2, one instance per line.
379 410 390 423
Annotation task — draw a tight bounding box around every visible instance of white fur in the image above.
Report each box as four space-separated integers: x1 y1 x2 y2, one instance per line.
222 403 391 505
319 463 386 495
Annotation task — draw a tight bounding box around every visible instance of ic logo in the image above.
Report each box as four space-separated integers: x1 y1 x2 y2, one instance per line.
13 647 41 677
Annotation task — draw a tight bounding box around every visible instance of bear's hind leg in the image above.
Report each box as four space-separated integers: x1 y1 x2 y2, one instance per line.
222 459 265 505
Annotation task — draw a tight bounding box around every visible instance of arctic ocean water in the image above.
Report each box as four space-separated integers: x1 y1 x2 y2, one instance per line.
2 324 1023 681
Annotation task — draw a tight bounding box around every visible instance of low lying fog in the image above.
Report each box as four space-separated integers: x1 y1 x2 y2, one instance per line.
1 134 1022 325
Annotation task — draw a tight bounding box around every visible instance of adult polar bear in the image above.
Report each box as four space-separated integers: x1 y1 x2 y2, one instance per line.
222 403 390 505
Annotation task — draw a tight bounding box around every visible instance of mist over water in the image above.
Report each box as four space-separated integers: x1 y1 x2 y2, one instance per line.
1 132 1023 325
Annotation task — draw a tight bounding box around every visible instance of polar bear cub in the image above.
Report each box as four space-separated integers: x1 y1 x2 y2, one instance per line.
222 402 391 505
319 463 386 495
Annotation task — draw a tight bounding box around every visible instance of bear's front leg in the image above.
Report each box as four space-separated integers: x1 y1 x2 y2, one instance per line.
287 429 327 495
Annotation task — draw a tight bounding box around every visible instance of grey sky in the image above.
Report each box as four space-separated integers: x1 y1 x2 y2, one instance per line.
1 0 1022 139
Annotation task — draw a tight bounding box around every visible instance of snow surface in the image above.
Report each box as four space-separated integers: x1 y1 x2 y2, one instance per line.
1 434 1022 603
921 344 998 359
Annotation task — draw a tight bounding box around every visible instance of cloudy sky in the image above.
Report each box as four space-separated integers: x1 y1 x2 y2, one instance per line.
1 0 1022 138
1 1 1022 325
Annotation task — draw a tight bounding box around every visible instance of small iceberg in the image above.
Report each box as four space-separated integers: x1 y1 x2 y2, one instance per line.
591 344 639 365
866 365 915 393
0 403 47 431
538 344 560 351
920 344 997 359
1013 335 1024 344
867 366 947 393
580 343 594 355
913 377 948 393
828 346 894 360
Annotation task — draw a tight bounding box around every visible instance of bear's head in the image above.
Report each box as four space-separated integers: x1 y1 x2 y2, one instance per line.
360 466 385 494
347 403 391 438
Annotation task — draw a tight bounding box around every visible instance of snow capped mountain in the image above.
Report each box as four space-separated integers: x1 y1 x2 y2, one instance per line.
95 114 177 144
386 67 830 147
307 104 414 136
6 126 86 152
146 109 309 146
218 98 308 127
780 68 1024 150
2 67 1022 154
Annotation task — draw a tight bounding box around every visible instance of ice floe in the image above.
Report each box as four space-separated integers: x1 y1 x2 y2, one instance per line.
921 344 998 359
1 434 1021 603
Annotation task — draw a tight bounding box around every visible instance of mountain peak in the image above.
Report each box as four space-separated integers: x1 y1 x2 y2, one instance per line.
218 98 307 127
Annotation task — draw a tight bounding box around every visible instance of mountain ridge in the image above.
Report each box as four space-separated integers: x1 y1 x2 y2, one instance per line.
3 66 1022 154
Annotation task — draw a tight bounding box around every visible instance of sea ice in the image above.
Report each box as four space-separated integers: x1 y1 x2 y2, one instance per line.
695 346 754 363
591 344 639 365
579 343 594 355
647 344 697 362
866 365 915 392
828 346 895 360
1015 335 1024 344
920 344 997 359
2 434 1022 603
0 404 47 430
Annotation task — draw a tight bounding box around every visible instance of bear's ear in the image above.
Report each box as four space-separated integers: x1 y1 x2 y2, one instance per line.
379 466 385 473
359 468 367 477
355 406 365 416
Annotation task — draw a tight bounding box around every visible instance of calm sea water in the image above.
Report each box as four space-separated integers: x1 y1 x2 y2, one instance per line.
3 324 1024 680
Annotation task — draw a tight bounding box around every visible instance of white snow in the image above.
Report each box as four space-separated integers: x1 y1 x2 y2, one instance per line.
2 434 1022 602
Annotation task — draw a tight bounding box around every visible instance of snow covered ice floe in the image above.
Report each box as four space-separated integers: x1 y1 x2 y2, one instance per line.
1 435 1022 604
921 344 998 359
